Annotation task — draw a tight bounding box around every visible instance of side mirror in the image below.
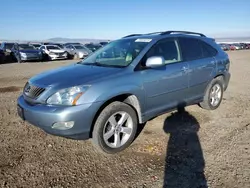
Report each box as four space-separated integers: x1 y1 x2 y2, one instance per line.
146 56 165 68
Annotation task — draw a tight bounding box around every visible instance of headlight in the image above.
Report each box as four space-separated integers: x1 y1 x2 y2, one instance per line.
47 85 90 106
20 52 27 57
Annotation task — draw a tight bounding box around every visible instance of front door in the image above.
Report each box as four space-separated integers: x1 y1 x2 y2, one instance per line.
140 38 189 117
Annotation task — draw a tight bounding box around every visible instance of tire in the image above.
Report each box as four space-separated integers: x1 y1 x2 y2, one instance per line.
92 101 138 154
199 77 224 110
73 53 79 60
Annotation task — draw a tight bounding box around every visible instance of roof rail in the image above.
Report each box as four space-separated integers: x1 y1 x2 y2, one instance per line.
145 32 164 35
122 31 206 38
123 34 141 38
161 31 206 37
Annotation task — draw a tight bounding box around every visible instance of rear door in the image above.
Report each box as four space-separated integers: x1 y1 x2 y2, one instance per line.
178 37 217 100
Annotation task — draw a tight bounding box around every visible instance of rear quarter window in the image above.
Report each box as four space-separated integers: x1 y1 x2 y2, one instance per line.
200 41 217 57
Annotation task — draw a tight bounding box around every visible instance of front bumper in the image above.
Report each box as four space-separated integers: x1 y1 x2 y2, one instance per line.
78 53 88 59
17 95 102 140
21 56 42 61
49 54 67 60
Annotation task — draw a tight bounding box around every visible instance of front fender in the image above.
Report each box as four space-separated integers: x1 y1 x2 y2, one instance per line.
95 84 146 113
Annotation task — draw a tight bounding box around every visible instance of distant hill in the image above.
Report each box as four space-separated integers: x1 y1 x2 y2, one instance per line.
0 38 110 44
47 37 110 44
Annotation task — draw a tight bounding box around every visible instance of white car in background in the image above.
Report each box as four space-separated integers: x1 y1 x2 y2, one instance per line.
39 45 68 60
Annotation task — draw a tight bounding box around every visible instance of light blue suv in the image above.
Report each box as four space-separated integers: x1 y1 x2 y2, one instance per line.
17 31 231 153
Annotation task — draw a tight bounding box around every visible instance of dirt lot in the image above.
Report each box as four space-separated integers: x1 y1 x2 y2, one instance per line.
0 51 249 188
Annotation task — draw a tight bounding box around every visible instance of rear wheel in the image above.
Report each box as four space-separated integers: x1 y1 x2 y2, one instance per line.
92 101 138 154
199 77 224 110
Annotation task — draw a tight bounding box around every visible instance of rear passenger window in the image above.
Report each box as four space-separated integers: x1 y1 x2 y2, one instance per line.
179 38 203 61
200 41 217 57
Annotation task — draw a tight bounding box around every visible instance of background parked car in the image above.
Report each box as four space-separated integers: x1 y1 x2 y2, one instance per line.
232 44 241 50
11 43 43 63
0 49 6 64
29 43 42 49
99 41 109 46
246 43 250 49
84 43 102 52
0 42 15 62
219 43 230 51
64 44 91 59
39 45 68 60
63 43 82 47
239 43 248 49
229 44 236 50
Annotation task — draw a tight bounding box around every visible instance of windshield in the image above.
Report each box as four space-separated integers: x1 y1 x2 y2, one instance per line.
19 44 36 50
5 43 14 50
32 44 41 48
53 44 63 48
74 45 86 49
47 45 60 50
80 38 150 67
85 44 102 51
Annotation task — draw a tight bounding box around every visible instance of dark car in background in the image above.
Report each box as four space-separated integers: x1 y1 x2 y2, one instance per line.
84 43 102 52
12 43 43 63
0 49 5 64
30 43 42 49
99 41 109 46
0 42 15 61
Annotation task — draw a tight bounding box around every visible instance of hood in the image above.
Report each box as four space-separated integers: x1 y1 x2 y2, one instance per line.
48 49 65 53
29 64 124 88
20 49 40 53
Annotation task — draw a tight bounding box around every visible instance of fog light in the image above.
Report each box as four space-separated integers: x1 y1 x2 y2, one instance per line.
52 121 74 130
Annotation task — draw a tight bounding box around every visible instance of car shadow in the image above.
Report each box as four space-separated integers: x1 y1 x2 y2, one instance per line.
163 108 208 188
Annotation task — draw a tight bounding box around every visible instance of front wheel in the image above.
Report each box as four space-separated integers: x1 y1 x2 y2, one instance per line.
92 101 138 154
73 53 79 59
199 77 224 110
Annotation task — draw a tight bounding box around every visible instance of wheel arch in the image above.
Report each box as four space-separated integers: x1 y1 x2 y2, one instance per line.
89 93 143 138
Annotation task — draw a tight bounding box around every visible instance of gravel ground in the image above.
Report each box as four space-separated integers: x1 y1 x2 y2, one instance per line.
0 51 249 188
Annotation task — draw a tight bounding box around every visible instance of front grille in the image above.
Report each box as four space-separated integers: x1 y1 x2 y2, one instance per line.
26 53 38 57
55 52 64 56
23 82 45 99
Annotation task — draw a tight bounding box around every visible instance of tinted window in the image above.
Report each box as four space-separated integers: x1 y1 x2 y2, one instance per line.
19 44 35 50
144 39 181 65
179 38 203 61
5 43 14 50
200 41 217 57
47 45 60 50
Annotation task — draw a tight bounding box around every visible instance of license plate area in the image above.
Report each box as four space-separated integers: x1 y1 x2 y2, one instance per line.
17 105 25 120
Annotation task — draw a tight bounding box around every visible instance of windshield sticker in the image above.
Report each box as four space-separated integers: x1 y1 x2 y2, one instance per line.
135 39 152 43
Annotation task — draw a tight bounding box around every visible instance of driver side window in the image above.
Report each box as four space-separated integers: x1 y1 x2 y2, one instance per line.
141 39 181 67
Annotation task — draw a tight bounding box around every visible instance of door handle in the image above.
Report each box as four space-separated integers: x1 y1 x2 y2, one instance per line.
181 66 189 73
